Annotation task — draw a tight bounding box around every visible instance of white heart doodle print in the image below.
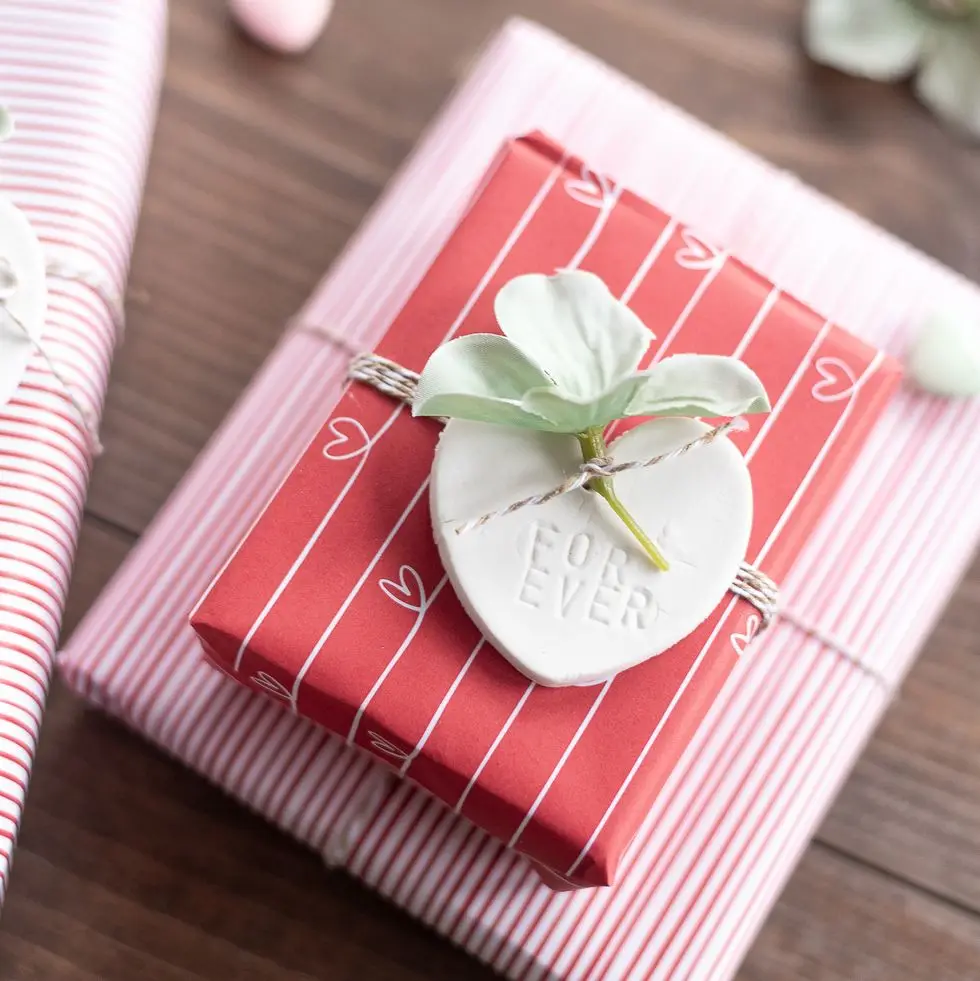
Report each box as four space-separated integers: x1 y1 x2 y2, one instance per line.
675 228 723 270
564 165 614 208
367 731 411 761
730 614 761 657
379 564 426 613
812 357 858 403
251 670 291 700
322 416 371 461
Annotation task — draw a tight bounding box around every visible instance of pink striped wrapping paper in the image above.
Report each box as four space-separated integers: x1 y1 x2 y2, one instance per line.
0 1 165 903
60 19 980 980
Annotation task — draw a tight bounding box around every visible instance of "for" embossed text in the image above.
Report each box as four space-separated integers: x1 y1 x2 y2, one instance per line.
517 521 658 629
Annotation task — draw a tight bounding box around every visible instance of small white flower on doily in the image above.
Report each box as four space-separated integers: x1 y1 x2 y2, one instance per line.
805 0 980 138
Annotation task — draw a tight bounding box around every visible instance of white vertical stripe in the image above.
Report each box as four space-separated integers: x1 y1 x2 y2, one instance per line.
455 682 536 814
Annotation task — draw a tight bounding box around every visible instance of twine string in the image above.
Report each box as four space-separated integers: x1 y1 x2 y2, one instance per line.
349 351 421 404
343 353 787 619
453 418 746 533
347 349 750 534
731 561 779 629
312 342 887 688
1 253 125 457
46 256 127 337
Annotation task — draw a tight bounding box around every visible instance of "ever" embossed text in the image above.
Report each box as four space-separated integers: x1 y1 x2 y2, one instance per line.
517 521 658 630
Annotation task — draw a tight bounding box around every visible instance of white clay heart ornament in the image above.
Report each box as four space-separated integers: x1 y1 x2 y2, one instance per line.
413 271 770 687
0 197 48 409
431 416 753 687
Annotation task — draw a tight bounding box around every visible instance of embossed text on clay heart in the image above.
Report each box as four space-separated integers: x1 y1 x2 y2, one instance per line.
431 417 754 687
518 522 659 631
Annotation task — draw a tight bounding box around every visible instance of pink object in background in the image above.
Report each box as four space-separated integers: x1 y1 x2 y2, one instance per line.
60 19 980 980
0 1 165 903
230 0 334 54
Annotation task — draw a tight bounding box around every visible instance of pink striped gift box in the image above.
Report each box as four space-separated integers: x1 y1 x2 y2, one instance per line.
60 18 980 981
0 1 165 903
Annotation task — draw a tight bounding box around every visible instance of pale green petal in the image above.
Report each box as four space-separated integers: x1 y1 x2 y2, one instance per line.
805 0 927 81
414 391 556 429
916 27 980 139
413 332 552 418
621 355 770 419
521 356 769 431
0 107 12 142
413 332 555 428
521 384 634 433
493 271 651 401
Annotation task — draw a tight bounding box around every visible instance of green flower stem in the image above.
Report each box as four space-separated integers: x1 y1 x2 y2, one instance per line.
576 426 670 572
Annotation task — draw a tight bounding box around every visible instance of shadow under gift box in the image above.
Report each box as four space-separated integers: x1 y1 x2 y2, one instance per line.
191 132 901 889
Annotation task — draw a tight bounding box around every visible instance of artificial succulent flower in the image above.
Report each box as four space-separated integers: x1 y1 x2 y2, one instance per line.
806 0 980 138
413 271 769 433
414 271 770 570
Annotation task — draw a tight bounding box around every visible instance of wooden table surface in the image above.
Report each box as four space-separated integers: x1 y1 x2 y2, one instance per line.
3 1 980 978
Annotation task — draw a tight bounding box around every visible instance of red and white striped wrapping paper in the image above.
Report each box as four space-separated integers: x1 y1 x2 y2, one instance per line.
191 129 901 889
0 1 165 903
61 19 980 980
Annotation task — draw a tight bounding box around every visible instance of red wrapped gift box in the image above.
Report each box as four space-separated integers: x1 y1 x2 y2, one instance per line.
192 133 900 888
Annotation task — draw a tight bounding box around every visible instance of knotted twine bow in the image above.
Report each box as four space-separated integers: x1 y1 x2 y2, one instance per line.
302 327 891 688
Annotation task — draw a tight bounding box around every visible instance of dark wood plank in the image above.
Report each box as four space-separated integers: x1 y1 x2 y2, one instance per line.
745 844 980 981
5 684 493 981
60 519 133 639
5 0 980 978
819 557 980 912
